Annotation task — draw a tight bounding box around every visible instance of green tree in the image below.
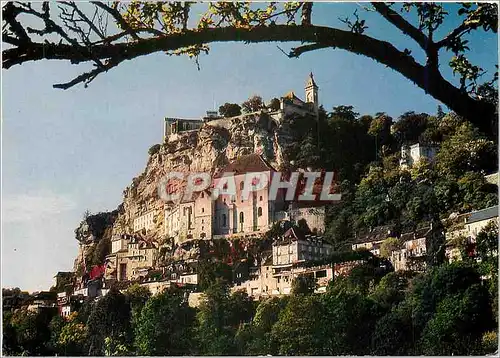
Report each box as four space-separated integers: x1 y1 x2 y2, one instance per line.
241 95 265 113
8 307 57 355
86 287 131 355
291 275 317 295
218 103 242 117
379 237 401 259
238 296 289 355
271 295 326 355
321 290 383 355
58 313 88 355
195 280 238 355
370 303 415 355
268 97 281 111
436 122 497 178
148 143 161 156
420 284 494 355
124 283 152 329
134 287 195 355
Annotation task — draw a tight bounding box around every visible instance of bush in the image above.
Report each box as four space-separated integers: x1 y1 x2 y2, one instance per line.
148 144 161 156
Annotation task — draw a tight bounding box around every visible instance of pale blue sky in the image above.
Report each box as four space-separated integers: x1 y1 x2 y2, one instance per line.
2 3 497 291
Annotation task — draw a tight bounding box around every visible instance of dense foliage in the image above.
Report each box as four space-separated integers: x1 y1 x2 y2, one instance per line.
4 258 496 356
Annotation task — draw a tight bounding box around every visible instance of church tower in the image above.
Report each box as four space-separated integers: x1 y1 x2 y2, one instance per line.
305 72 319 115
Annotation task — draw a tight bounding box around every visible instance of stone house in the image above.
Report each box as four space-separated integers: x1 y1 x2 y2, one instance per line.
445 205 498 262
352 225 394 256
164 117 204 141
399 143 438 169
391 226 431 271
105 234 158 281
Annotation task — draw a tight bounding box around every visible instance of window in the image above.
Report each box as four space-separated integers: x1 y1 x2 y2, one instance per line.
202 219 204 224
222 214 227 227
259 195 263 201
201 192 204 198
258 207 263 217
202 208 204 213
240 212 244 223
240 182 244 190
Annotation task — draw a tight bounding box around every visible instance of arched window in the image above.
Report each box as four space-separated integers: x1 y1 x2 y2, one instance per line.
240 212 244 223
222 214 227 227
258 207 263 217
240 182 244 190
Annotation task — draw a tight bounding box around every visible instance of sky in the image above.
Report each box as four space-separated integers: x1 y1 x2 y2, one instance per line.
2 2 498 292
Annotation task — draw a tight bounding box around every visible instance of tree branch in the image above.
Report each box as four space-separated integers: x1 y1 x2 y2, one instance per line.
371 2 429 50
91 1 141 41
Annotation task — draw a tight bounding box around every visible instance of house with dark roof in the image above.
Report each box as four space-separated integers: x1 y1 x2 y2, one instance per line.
444 205 498 263
351 225 395 256
391 226 432 272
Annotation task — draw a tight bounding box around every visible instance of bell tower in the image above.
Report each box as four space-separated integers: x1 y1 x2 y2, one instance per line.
305 72 319 114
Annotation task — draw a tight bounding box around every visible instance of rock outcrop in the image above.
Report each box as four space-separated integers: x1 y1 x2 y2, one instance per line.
72 111 298 269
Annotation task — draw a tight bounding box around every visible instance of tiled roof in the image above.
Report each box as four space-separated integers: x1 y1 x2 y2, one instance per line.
466 205 498 224
354 225 394 244
400 226 432 242
283 91 306 103
216 154 275 177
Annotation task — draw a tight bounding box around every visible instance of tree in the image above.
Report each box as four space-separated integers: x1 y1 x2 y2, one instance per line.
291 275 317 295
436 122 497 178
86 287 131 355
419 284 494 355
270 295 326 355
124 284 152 329
379 237 401 259
320 290 383 355
148 143 161 156
241 95 265 113
8 307 57 355
57 313 88 356
134 287 195 355
218 103 242 117
4 3 496 137
195 280 238 355
268 97 281 111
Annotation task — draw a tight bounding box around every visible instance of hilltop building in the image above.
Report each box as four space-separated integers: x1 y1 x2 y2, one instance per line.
269 72 319 123
400 143 438 169
163 73 320 142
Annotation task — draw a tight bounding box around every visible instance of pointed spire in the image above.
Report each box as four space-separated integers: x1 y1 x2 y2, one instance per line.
305 72 317 88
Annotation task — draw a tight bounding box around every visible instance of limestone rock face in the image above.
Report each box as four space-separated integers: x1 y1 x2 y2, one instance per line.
72 111 296 267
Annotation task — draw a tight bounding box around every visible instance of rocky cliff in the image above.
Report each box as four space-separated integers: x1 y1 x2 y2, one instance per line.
72 111 298 271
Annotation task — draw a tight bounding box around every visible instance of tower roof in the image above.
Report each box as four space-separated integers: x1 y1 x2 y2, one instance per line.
305 72 318 89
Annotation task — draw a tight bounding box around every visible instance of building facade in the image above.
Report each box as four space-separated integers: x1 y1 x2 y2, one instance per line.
400 143 438 169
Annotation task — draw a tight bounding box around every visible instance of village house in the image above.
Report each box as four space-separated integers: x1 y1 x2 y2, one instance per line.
351 225 394 256
105 234 158 281
26 291 57 313
391 226 433 272
444 205 498 262
399 142 438 169
232 226 334 298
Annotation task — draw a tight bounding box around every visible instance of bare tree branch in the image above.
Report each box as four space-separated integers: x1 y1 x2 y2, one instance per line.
371 2 429 50
91 1 141 41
